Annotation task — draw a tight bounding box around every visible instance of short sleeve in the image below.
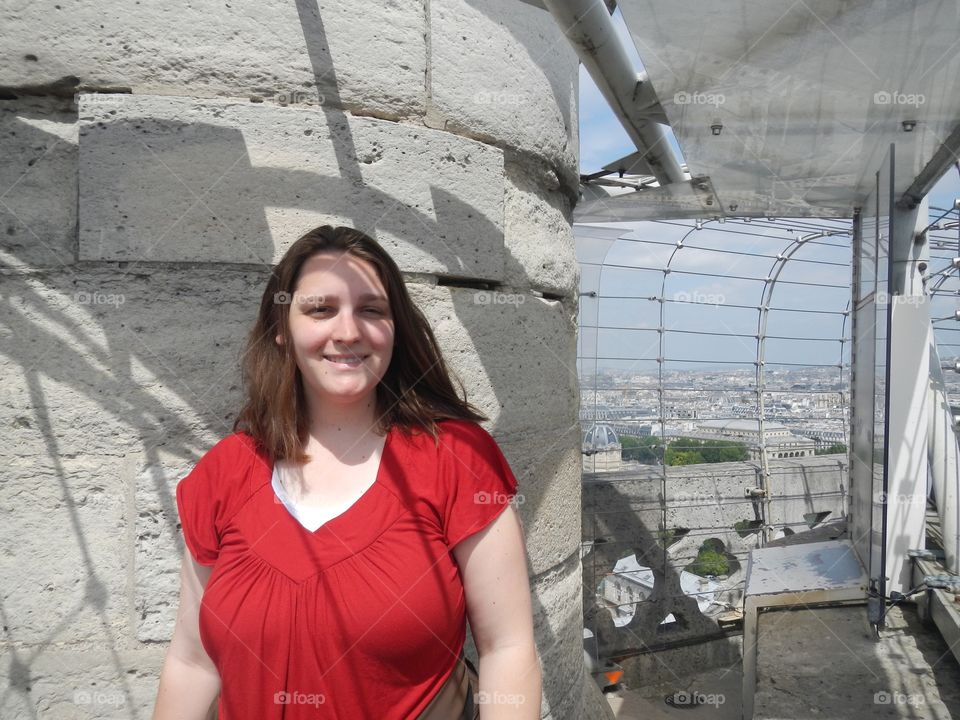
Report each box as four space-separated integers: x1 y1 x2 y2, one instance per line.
175 452 222 566
437 421 520 548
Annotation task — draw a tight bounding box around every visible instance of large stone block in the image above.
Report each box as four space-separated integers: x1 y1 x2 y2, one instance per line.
496 426 582 575
409 283 579 436
0 97 77 267
0 266 253 460
503 159 577 296
428 0 579 186
134 455 201 643
77 94 506 278
764 456 847 528
1 1 426 118
0 646 166 719
532 554 603 720
0 455 129 646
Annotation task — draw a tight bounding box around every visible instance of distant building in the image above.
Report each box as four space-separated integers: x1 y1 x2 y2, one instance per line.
732 404 758 417
665 404 700 420
696 419 816 460
793 427 846 449
582 422 622 472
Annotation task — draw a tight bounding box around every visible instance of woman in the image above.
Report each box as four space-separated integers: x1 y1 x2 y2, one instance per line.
152 226 541 719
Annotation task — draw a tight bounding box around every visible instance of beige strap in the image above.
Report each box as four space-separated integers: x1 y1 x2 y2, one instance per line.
417 657 479 720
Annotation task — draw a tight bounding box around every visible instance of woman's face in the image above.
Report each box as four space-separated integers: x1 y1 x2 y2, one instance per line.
278 251 395 414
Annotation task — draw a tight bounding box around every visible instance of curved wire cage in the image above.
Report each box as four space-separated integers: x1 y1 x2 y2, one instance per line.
928 201 960 406
576 216 854 662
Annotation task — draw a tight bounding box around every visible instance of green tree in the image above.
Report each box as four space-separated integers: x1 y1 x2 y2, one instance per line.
686 538 730 577
664 437 748 466
620 435 663 464
815 443 847 455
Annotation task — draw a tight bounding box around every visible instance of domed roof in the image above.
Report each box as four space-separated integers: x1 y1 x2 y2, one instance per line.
583 422 621 450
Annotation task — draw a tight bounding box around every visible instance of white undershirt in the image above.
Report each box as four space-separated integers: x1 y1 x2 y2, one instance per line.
271 465 358 532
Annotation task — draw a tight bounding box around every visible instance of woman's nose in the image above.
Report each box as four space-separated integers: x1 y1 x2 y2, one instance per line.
332 309 362 342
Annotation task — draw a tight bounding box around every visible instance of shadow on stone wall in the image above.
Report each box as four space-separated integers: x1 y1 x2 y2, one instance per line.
0 5 592 719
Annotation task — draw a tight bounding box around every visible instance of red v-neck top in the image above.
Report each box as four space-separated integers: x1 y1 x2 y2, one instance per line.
175 419 519 719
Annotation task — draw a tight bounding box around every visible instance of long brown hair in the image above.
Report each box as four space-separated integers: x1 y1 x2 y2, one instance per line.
232 225 485 463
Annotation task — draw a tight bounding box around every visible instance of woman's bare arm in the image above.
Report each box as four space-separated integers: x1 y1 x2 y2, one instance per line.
152 554 221 720
453 505 542 719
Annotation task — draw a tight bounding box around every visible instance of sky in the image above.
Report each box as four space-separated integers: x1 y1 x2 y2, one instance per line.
576 9 960 373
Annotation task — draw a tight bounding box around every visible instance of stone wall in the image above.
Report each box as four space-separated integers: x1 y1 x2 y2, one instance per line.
0 2 609 718
582 455 848 659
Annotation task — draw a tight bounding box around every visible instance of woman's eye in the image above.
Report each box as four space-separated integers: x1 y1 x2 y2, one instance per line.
310 306 331 314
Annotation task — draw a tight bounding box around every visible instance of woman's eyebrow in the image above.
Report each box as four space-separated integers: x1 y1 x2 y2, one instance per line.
358 293 388 302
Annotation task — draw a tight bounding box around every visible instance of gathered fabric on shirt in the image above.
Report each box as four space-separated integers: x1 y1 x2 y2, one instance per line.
175 419 518 720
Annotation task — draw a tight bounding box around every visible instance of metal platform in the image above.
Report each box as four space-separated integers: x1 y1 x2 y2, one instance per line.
741 539 868 719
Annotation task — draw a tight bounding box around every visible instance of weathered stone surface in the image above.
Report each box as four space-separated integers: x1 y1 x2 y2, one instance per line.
497 426 582 575
77 94 506 277
1 1 426 118
2 3 593 703
428 0 579 187
755 605 960 720
503 159 577 296
0 266 255 460
0 455 129 645
532 555 608 720
0 97 77 267
134 456 198 643
764 455 847 528
0 646 166 719
409 283 579 437
1 261 244 646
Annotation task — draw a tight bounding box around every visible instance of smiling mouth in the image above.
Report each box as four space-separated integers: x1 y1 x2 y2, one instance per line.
323 354 368 366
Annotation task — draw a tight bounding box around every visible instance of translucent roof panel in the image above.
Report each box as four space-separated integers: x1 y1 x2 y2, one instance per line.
612 0 960 217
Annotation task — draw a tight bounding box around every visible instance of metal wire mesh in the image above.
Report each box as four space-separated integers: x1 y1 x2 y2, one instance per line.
577 217 854 659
